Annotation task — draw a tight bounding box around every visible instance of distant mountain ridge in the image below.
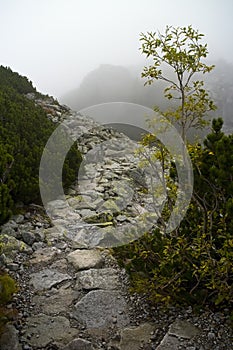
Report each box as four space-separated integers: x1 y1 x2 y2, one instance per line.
60 61 233 133
60 64 167 112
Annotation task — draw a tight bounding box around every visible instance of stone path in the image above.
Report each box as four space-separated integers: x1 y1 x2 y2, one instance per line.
0 97 232 349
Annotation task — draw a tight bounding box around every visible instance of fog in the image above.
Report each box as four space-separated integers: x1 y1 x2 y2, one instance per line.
1 0 233 99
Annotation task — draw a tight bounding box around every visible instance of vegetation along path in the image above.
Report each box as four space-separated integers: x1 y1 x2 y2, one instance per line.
0 96 232 349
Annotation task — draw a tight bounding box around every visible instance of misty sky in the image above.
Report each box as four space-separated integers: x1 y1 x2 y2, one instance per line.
1 0 233 98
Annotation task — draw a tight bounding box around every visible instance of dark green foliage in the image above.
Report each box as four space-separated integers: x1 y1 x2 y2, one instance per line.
0 66 36 94
0 272 18 305
0 270 18 332
113 119 233 313
0 66 82 224
0 184 13 223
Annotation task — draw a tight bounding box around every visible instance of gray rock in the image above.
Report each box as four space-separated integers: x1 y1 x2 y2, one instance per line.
85 145 105 163
30 268 71 290
65 228 89 248
24 211 31 219
62 338 94 350
50 258 68 272
116 215 128 222
34 230 45 242
79 209 96 218
0 324 22 350
74 290 130 328
68 197 94 210
43 225 65 242
207 331 216 340
95 185 105 192
0 225 17 236
47 199 68 211
75 268 120 290
20 221 34 230
120 323 155 350
32 242 44 251
86 226 123 248
24 314 77 348
0 235 32 258
7 262 20 271
32 285 77 314
98 199 120 213
168 320 200 339
156 320 200 350
30 247 61 264
1 219 18 231
12 214 25 223
26 92 36 100
50 207 73 219
67 249 104 270
0 254 8 266
156 334 180 350
79 189 101 199
22 231 35 246
112 181 134 200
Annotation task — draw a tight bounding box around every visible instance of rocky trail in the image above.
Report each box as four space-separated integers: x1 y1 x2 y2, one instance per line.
0 96 232 349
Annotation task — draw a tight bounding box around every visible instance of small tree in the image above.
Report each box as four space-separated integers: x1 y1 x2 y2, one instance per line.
140 25 216 141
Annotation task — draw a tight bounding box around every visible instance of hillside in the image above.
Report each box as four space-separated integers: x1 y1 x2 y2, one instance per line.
0 66 82 224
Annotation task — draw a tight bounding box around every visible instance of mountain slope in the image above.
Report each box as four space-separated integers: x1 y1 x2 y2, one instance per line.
0 66 82 224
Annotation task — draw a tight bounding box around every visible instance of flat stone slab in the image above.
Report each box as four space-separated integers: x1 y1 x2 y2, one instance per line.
168 320 200 339
62 338 94 350
98 199 120 213
32 284 78 314
30 268 71 290
156 320 200 350
75 268 120 290
120 323 155 350
24 314 77 348
47 199 68 210
74 290 130 329
30 246 61 264
67 249 104 270
50 258 68 272
156 334 180 350
79 209 96 218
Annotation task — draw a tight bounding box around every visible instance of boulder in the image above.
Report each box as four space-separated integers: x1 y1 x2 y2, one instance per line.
67 249 104 270
74 290 130 328
62 338 94 350
30 247 61 264
75 268 120 290
120 323 155 350
30 268 71 290
24 314 77 348
21 231 36 246
32 284 77 314
168 320 200 339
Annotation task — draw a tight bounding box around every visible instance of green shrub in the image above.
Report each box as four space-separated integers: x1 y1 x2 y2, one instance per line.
0 273 18 304
114 227 233 309
0 271 18 333
113 119 233 313
0 66 82 224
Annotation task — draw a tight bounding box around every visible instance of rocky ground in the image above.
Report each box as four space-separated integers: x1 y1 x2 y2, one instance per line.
0 96 232 349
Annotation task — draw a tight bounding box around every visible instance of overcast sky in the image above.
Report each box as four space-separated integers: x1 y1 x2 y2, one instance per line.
1 0 233 98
